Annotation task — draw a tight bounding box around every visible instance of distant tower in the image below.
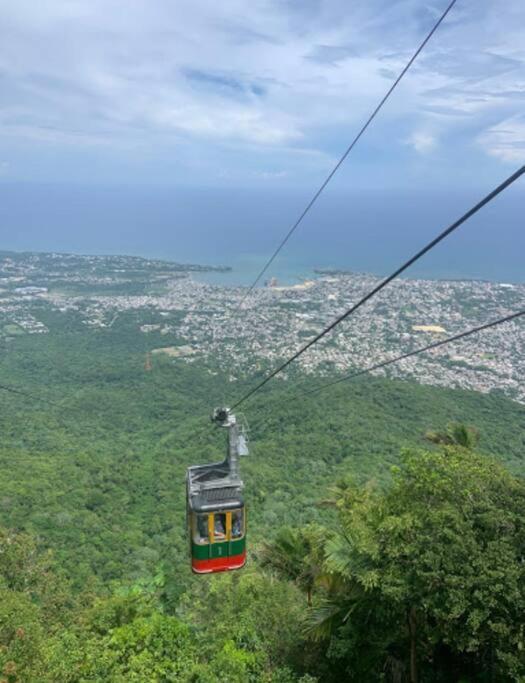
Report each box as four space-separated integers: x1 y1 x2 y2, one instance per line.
145 351 152 372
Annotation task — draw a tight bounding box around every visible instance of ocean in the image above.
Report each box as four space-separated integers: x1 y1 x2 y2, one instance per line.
0 182 523 285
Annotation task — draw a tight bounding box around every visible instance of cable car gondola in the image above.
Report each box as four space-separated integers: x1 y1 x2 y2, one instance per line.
186 408 249 574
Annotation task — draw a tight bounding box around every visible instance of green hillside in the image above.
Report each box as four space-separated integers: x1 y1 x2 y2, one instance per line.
0 326 524 681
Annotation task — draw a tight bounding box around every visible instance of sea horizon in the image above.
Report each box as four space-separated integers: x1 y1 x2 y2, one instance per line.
1 182 523 286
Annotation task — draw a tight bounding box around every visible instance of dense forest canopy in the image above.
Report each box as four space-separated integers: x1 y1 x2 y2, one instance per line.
0 305 524 681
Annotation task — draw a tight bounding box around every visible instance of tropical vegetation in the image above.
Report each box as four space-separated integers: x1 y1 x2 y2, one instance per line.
0 317 524 681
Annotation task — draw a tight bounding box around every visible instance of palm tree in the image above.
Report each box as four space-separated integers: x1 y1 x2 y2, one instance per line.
305 483 415 680
258 525 327 606
425 422 479 450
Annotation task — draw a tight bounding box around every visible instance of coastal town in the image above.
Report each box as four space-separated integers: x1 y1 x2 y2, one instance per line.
0 251 524 403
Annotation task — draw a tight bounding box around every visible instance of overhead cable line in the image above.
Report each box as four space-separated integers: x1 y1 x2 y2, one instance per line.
302 309 525 397
0 381 116 445
0 382 64 410
252 309 525 437
231 164 525 409
0 376 216 445
233 0 458 314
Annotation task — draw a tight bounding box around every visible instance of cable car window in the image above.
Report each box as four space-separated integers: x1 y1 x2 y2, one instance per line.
194 514 209 544
231 509 244 539
214 513 226 541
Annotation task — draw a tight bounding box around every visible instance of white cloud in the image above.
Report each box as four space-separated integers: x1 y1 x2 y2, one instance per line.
406 130 437 153
0 0 524 181
478 116 525 163
254 169 287 179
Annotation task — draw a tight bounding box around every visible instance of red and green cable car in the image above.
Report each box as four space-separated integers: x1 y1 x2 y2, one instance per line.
186 408 248 574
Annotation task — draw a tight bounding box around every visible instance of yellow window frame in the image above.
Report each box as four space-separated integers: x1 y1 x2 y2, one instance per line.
193 510 245 545
209 511 228 544
229 508 245 540
207 510 244 544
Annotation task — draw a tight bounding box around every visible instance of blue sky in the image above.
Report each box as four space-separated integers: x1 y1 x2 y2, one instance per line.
1 0 524 191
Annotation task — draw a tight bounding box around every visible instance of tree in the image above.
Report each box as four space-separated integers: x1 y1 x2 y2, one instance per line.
0 528 72 683
425 422 479 450
177 570 317 680
258 525 328 606
308 447 525 682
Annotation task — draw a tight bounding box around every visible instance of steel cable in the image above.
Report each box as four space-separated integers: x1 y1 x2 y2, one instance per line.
231 165 525 409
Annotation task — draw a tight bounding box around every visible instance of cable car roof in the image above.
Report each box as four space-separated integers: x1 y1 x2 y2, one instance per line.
190 487 244 513
187 459 244 512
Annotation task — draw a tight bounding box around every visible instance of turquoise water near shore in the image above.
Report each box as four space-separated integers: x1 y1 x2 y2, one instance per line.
190 253 315 286
190 251 525 287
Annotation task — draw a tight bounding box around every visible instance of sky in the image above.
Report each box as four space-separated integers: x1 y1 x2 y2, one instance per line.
1 0 524 188
0 0 524 278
